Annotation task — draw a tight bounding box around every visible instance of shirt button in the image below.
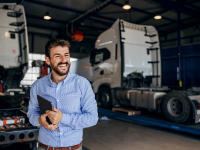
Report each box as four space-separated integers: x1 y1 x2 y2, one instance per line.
57 100 59 102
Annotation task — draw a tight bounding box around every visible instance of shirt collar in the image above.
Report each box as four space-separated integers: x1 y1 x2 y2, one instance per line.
48 72 71 86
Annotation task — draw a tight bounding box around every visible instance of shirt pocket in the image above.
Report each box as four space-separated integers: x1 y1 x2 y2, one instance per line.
60 93 82 113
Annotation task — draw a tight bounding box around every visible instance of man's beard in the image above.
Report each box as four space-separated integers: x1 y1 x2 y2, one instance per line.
50 61 70 76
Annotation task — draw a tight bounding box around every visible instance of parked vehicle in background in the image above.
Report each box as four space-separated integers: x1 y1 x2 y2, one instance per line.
71 19 200 124
0 3 38 150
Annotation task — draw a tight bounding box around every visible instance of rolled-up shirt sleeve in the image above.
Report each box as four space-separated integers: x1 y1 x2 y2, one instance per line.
61 78 98 129
27 82 41 126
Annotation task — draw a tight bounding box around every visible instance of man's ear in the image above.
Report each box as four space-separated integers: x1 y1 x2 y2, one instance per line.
45 56 51 66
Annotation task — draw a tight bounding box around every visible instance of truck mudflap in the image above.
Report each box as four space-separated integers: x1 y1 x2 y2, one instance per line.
188 95 200 123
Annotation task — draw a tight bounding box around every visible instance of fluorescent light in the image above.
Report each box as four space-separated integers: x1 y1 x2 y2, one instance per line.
123 0 131 10
154 15 162 19
44 12 51 20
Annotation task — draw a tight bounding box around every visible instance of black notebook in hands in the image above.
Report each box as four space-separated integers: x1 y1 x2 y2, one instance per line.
37 95 53 124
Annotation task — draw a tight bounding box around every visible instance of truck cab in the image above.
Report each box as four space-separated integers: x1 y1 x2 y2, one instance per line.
90 19 162 106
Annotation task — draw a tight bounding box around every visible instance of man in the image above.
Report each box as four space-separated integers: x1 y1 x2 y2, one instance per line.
27 39 98 150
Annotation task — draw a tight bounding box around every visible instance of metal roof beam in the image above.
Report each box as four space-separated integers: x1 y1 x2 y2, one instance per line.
25 0 82 14
160 20 200 35
156 17 194 29
186 3 200 12
17 0 25 4
27 23 60 31
161 33 200 43
112 2 177 23
26 14 108 31
153 0 200 19
98 10 134 15
26 14 67 24
68 0 115 25
25 0 115 22
136 8 171 24
85 18 112 26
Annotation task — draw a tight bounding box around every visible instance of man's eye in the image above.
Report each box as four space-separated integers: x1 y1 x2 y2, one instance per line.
55 56 59 57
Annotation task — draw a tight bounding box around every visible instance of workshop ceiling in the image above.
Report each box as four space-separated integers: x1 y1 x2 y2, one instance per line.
1 0 200 52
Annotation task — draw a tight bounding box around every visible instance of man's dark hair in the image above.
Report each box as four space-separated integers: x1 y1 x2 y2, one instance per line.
45 39 70 58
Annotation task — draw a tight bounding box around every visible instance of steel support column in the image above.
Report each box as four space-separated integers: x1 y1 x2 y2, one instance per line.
177 10 181 87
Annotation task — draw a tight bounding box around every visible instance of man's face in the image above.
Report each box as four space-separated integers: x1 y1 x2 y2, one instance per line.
45 46 70 76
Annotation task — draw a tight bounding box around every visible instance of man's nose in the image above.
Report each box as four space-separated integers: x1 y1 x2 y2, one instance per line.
60 55 67 62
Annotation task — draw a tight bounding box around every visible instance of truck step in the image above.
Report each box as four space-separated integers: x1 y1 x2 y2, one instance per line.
147 48 158 54
9 22 24 26
7 12 23 18
148 61 159 63
112 108 141 116
144 34 156 37
146 41 158 45
147 48 158 51
9 29 25 34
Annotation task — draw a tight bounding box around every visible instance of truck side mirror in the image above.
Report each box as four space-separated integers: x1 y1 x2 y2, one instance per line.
90 48 96 65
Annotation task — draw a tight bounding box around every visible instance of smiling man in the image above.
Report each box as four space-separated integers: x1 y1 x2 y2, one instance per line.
27 39 98 150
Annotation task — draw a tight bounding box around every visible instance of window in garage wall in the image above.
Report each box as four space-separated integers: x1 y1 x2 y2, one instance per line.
20 53 77 86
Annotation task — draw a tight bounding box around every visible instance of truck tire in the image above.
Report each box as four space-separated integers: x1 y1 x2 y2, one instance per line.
99 87 112 108
162 91 191 123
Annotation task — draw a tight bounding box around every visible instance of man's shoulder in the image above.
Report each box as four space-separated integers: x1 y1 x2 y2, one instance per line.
31 75 49 88
70 73 90 84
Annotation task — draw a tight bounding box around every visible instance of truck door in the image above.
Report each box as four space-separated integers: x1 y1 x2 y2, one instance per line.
92 48 112 82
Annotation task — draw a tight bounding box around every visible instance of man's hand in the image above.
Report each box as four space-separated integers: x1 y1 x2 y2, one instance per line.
46 106 63 125
38 113 59 130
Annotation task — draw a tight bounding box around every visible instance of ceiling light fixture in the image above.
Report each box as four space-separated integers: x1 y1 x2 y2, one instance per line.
123 0 131 10
44 12 51 20
154 14 162 19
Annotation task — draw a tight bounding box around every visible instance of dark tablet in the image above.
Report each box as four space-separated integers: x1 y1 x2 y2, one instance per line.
37 95 53 124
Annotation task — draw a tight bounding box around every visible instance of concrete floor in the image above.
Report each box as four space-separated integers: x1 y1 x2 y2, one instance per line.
83 117 200 150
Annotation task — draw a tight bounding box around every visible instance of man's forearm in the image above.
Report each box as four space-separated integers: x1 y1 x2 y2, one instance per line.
60 112 98 130
27 110 41 126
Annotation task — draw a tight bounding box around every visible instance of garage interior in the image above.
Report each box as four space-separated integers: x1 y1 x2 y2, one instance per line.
0 0 200 150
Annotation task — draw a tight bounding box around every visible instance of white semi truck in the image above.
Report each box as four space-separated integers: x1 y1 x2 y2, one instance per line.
0 3 29 91
0 3 38 149
71 19 200 124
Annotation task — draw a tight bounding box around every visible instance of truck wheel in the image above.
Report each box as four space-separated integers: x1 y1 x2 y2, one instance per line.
162 91 191 123
99 87 112 108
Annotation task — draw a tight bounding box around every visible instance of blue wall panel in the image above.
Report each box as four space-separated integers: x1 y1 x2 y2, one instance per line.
162 43 200 87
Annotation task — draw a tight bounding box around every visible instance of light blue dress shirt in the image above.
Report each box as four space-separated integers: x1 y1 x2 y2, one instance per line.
27 72 98 147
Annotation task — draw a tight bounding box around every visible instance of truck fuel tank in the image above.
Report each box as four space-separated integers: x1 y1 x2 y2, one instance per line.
130 90 166 110
116 90 137 106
